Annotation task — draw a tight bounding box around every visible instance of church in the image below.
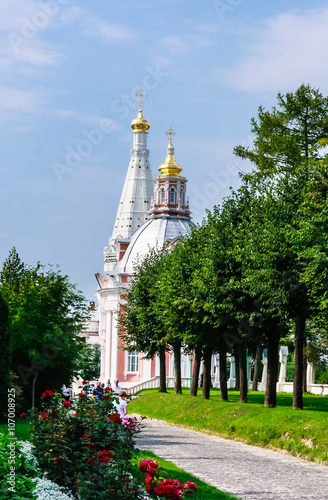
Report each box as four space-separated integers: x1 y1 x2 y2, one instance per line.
87 90 194 388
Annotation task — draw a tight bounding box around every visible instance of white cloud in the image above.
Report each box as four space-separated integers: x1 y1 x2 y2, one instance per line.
81 18 136 44
53 109 121 130
0 87 47 113
159 35 189 55
216 8 328 93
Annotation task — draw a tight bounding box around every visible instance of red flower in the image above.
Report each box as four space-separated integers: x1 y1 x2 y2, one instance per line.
35 412 47 420
156 479 183 500
103 395 109 400
87 456 96 464
88 443 96 448
108 413 121 423
20 413 26 420
184 482 197 492
145 484 155 495
82 434 90 439
105 387 110 392
77 392 85 397
82 380 88 385
62 401 72 407
145 474 154 484
54 458 61 463
97 450 116 462
138 459 159 476
41 390 54 398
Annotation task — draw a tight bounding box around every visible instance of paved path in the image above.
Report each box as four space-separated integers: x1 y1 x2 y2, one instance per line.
135 418 328 500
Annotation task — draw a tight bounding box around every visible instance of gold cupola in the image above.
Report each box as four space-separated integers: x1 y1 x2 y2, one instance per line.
131 88 150 133
158 127 183 177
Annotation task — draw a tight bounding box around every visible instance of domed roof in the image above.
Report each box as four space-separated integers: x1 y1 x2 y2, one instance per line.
131 108 150 132
116 218 192 275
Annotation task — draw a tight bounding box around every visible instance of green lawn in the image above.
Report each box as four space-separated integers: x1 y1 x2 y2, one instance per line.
133 450 237 500
128 389 328 464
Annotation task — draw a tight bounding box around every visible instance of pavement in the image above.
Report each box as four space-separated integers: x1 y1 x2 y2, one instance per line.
135 417 328 500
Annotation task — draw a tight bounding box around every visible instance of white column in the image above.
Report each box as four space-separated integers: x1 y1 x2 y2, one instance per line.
227 356 235 389
104 310 111 382
110 307 119 381
214 354 220 388
259 350 268 391
307 362 315 386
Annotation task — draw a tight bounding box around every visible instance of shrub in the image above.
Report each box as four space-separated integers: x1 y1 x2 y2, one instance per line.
30 382 147 499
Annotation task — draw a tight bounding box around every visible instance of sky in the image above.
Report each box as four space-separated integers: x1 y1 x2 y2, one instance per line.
1 0 328 301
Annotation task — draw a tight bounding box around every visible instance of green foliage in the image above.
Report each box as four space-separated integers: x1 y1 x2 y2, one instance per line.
31 382 145 499
76 344 101 381
0 293 10 421
0 433 37 499
234 84 328 180
0 248 89 408
129 389 328 464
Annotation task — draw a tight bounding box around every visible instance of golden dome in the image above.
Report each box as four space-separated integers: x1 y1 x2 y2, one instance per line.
158 128 183 177
131 108 150 133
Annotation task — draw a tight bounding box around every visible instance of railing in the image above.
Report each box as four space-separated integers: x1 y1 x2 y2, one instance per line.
126 377 193 395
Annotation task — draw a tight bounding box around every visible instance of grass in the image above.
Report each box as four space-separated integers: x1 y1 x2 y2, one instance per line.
0 419 32 441
132 449 238 499
128 389 328 464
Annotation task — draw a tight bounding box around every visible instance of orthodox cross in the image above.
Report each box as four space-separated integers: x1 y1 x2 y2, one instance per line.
166 126 176 144
135 88 148 109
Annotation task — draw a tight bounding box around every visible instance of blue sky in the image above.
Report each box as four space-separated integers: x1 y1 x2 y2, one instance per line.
1 0 328 300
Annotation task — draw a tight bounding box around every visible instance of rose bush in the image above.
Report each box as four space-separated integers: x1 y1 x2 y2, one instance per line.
138 459 197 499
30 382 147 499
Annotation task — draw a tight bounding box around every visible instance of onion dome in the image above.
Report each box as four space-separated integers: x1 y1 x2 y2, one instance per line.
131 108 150 133
158 127 182 177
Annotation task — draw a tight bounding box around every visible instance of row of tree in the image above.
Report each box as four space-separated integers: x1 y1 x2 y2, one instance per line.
119 84 328 409
0 249 99 420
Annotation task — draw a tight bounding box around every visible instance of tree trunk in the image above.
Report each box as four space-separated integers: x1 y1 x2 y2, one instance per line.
219 343 228 401
303 337 307 393
239 342 247 403
190 346 201 396
202 347 212 399
32 371 38 411
173 343 182 394
234 345 240 390
159 345 167 393
293 315 305 410
252 344 262 391
264 330 280 408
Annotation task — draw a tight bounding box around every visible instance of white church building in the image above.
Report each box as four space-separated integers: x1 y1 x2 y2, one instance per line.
86 92 194 388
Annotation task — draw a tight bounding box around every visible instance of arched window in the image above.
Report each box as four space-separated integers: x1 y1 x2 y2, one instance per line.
160 188 165 203
170 187 175 204
180 188 184 205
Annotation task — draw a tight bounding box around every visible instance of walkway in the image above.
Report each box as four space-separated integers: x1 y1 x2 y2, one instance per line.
136 418 328 500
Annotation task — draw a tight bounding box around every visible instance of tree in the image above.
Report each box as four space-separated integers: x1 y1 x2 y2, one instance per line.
0 249 89 408
77 343 101 381
234 84 328 180
119 247 168 393
0 292 10 421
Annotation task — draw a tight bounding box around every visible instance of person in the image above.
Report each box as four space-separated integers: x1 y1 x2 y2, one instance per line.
62 384 71 402
105 379 111 389
92 382 104 401
114 391 128 419
113 379 123 394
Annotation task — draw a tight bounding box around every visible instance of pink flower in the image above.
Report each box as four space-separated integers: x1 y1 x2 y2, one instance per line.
122 415 138 429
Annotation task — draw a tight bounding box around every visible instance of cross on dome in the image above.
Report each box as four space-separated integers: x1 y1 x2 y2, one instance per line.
166 126 176 144
135 88 148 110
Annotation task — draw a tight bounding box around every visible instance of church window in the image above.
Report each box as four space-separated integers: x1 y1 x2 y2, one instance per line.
160 188 165 203
128 350 139 372
170 188 175 204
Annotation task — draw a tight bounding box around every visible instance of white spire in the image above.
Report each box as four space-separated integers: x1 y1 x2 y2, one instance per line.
104 104 153 271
